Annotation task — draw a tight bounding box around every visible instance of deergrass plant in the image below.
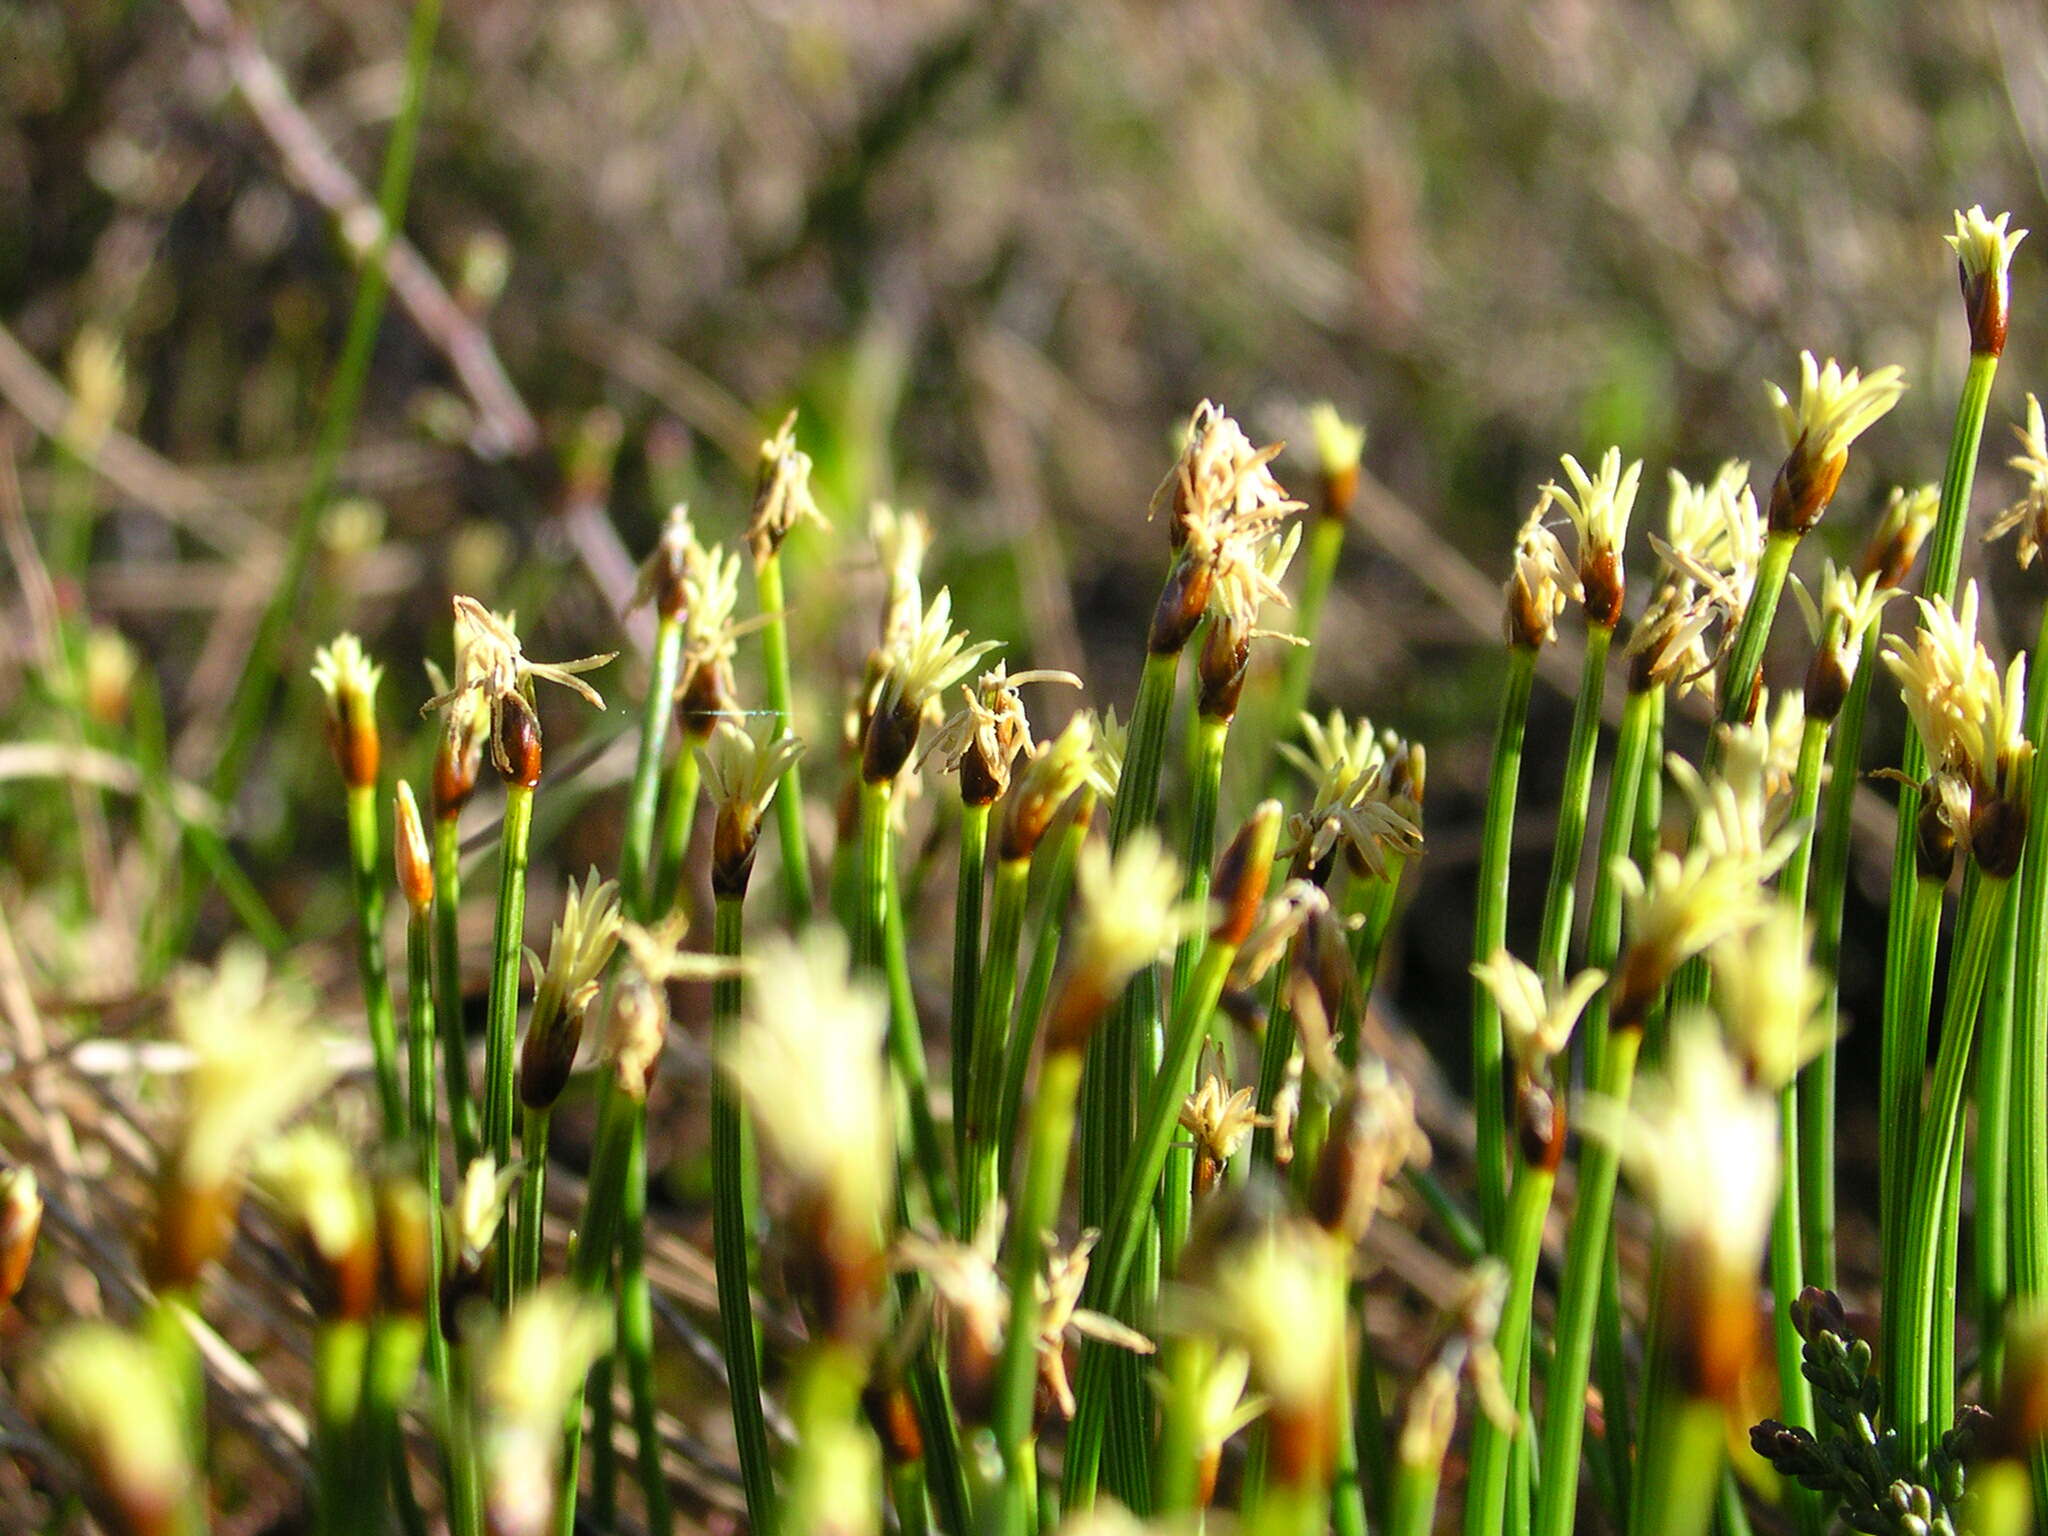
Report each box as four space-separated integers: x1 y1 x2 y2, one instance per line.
35 205 2048 1536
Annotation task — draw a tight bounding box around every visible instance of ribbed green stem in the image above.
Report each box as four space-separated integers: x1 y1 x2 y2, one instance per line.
556 1083 636 1536
1768 1084 1823 1536
1924 351 2002 605
314 1320 370 1536
1891 871 2010 1455
711 894 775 1531
1154 1337 1206 1515
619 1103 672 1536
622 614 684 920
364 1319 426 1536
755 553 815 920
950 800 992 1212
859 779 954 1230
1630 1398 1722 1536
484 781 533 1310
994 1045 1086 1536
1330 1302 1372 1536
346 783 406 1136
1535 622 1613 983
963 856 1031 1235
1391 1435 1450 1536
1164 713 1229 1265
404 905 466 1534
2013 603 2048 1511
515 1105 550 1296
1065 932 1240 1510
1879 870 1943 1387
1714 530 1798 732
1978 892 2019 1399
1802 638 1875 1295
1464 1156 1555 1536
997 792 1091 1181
1250 945 1298 1168
652 735 701 919
1574 687 1656 1094
1474 644 1539 1247
208 0 442 801
1534 1028 1641 1536
431 814 479 1169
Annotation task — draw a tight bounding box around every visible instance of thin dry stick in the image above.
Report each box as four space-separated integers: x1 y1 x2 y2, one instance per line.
175 0 538 458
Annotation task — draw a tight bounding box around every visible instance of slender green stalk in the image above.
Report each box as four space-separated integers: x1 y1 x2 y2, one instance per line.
652 733 702 918
363 1319 426 1536
1879 869 1943 1378
1270 514 1347 773
1801 632 1879 1292
1250 947 1297 1168
859 779 954 1230
556 1083 636 1536
1714 531 1798 732
621 614 684 919
618 1103 672 1536
1978 894 2019 1398
950 800 992 1208
346 784 406 1136
1473 644 1539 1247
1391 1431 1451 1536
1164 713 1229 1263
1572 687 1655 1094
515 1105 550 1296
1891 871 2011 1455
208 0 442 801
1767 1085 1822 1536
755 552 815 919
711 894 775 1530
963 855 1031 1234
1464 1155 1556 1536
1924 352 2002 605
431 814 479 1168
994 1044 1086 1536
483 781 534 1308
1535 622 1613 983
998 791 1092 1179
1154 1337 1205 1515
1534 1030 1641 1536
2012 613 2048 1509
1630 1398 1722 1536
1329 1305 1371 1536
1065 932 1242 1509
314 1320 370 1536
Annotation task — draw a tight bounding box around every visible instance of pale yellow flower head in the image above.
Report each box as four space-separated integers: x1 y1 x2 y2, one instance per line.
701 717 805 819
723 926 895 1250
1470 948 1605 1081
24 1324 194 1526
1767 352 1906 466
868 587 1001 727
1882 581 2029 800
1307 402 1367 482
524 871 622 1038
1542 447 1642 623
1713 902 1830 1091
1987 393 2048 570
871 503 934 649
476 1282 615 1536
1173 1218 1346 1414
1949 204 2029 282
1070 830 1206 992
1653 461 1762 623
423 598 616 774
1502 502 1581 649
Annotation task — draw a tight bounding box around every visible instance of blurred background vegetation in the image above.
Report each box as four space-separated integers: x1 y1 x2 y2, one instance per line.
6 0 2048 1260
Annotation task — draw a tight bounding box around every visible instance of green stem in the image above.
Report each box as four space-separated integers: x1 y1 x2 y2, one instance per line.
1535 622 1614 983
1164 713 1230 1264
950 800 992 1214
755 553 815 920
1630 1398 1723 1536
963 856 1031 1236
1978 892 2020 1400
1330 1302 1371 1536
1534 1029 1642 1536
1879 872 1944 1389
431 814 479 1169
711 894 776 1531
1713 530 1798 731
652 733 702 918
484 781 533 1309
208 0 442 801
1464 1157 1556 1536
1269 515 1346 779
1154 1337 1206 1516
1474 645 1539 1247
347 783 406 1137
2012 605 2048 1509
859 779 954 1230
1768 1085 1822 1536
516 1104 550 1296
363 1319 426 1536
1574 687 1656 1094
1391 1435 1450 1536
1065 931 1242 1510
621 614 684 920
314 1320 370 1536
619 1102 672 1536
997 791 1092 1181
556 1083 636 1536
1892 871 2011 1456
1924 350 2002 606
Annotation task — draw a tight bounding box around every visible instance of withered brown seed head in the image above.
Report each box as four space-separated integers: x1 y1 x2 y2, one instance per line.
1916 794 1959 884
1973 795 2028 881
1579 547 1625 629
1963 263 2011 359
1767 443 1847 537
861 699 923 785
1210 803 1283 947
1197 620 1252 722
1804 645 1850 724
710 806 762 900
1516 1079 1567 1172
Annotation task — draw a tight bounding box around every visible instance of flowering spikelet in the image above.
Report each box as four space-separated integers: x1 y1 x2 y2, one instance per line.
1308 1059 1427 1241
676 536 747 727
1543 448 1642 625
862 588 999 783
1285 753 1422 884
1610 843 1781 1030
871 503 934 651
1165 1340 1268 1506
701 717 806 895
1307 402 1367 520
1862 483 1940 589
1947 205 2027 356
1501 501 1580 649
926 662 1083 806
1596 1014 1779 1399
1792 559 1899 720
1036 1231 1154 1418
1180 1062 1271 1193
1652 462 1763 623
254 1125 378 1321
1713 902 1830 1091
153 943 337 1287
1045 830 1205 1053
724 926 894 1334
628 503 700 619
999 712 1096 861
422 598 616 783
1882 581 2030 804
1470 949 1604 1084
475 1283 615 1536
1764 352 1906 534
1987 393 2048 570
1278 708 1386 790
24 1323 196 1534
311 632 383 788
748 409 827 564
519 872 623 1110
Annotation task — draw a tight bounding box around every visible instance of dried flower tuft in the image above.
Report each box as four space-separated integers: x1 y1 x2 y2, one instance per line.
748 410 828 564
423 599 616 783
1502 502 1581 649
1987 393 2048 570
